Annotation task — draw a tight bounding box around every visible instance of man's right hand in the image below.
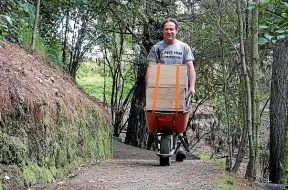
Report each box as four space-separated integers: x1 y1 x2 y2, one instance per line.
189 87 195 97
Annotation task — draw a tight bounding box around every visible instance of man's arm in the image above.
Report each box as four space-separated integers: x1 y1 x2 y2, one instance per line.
186 60 196 96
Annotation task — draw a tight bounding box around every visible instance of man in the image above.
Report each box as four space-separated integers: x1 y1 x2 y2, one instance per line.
145 18 196 160
146 17 196 96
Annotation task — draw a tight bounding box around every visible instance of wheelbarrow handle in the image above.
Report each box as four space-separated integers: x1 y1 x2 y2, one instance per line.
186 92 193 108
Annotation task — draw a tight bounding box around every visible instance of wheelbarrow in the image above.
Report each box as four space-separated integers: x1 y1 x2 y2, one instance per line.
144 93 192 166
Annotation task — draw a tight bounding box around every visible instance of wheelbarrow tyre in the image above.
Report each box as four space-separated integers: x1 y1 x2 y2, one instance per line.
159 135 171 166
160 157 170 166
160 135 171 154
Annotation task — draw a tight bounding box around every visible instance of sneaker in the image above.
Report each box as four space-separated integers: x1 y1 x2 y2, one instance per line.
175 146 186 162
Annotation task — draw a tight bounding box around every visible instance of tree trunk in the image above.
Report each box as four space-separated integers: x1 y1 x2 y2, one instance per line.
236 0 254 180
250 0 260 180
233 1 251 172
62 9 70 66
69 14 88 79
269 40 288 183
125 64 147 147
233 77 248 172
125 16 158 147
217 0 232 171
103 58 107 106
31 0 41 51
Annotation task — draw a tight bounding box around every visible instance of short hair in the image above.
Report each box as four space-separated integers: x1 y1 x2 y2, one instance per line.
161 18 179 31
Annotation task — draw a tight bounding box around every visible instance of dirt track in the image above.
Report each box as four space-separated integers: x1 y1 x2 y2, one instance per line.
31 138 264 190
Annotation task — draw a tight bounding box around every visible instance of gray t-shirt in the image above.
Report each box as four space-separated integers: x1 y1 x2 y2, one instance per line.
147 40 194 64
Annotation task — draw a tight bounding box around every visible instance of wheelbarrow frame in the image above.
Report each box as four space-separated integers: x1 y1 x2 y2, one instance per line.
145 92 192 166
144 109 191 166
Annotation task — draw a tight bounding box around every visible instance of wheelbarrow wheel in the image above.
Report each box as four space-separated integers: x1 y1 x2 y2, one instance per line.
159 135 171 166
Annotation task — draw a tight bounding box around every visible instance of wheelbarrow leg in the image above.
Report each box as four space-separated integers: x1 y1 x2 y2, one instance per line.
178 135 190 153
172 133 178 150
183 131 189 145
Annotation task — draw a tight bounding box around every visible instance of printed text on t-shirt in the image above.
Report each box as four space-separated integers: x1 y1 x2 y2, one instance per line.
161 51 183 59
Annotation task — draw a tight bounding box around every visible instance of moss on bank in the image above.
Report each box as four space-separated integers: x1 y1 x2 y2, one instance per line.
0 100 112 189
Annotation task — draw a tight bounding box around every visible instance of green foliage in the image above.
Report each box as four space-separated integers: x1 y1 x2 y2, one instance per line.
247 0 287 44
0 0 34 42
258 0 288 45
0 0 64 69
44 41 63 69
20 27 64 69
21 27 46 54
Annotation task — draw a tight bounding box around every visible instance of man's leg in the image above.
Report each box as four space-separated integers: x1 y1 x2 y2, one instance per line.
176 145 186 161
175 134 187 162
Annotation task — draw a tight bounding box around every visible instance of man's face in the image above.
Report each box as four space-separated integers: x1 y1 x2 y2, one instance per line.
162 21 177 41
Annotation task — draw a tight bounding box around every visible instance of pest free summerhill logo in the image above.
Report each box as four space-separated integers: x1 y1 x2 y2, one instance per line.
161 51 183 60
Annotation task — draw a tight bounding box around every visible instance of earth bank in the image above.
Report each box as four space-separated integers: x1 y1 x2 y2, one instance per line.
0 43 112 190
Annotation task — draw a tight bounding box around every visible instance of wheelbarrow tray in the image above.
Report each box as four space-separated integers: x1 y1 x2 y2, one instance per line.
144 109 190 134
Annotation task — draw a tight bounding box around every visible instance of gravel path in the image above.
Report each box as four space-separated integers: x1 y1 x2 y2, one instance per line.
31 138 264 190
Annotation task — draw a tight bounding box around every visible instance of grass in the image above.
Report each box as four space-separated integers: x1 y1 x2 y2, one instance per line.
76 62 111 100
76 62 133 102
216 175 236 190
214 158 226 169
199 153 210 160
199 153 226 170
198 154 236 189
